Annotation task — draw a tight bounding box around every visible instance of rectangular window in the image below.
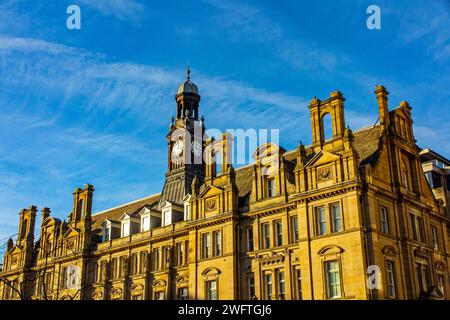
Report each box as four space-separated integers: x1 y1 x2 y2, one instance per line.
267 178 275 197
416 264 430 292
202 233 211 258
61 266 68 289
176 242 184 266
119 256 126 278
111 258 118 279
316 207 327 235
93 262 99 283
330 203 342 233
132 294 143 300
122 221 130 237
131 253 138 276
100 261 107 281
410 213 418 241
140 251 147 274
163 210 171 226
277 270 285 299
437 275 445 295
155 291 165 300
262 223 271 249
417 217 425 243
246 227 254 251
153 248 160 271
178 287 189 300
161 246 170 270
264 273 273 300
291 216 299 242
213 230 222 256
380 206 390 234
325 260 341 299
142 216 150 232
296 269 303 300
431 226 439 250
104 227 110 242
275 220 283 246
386 260 396 298
206 280 218 300
247 274 255 300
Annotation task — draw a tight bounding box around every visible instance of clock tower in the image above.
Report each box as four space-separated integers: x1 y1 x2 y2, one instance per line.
158 66 205 207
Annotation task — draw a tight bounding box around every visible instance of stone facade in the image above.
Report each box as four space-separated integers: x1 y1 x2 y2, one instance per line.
0 73 449 300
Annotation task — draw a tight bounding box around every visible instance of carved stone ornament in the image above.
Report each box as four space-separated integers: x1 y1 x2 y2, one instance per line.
317 166 332 182
205 199 216 212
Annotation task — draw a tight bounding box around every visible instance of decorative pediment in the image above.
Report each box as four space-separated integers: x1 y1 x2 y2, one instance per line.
305 150 340 168
110 287 122 296
382 245 398 257
201 267 221 278
152 279 167 287
176 275 189 284
197 185 223 199
131 284 144 292
63 226 80 238
119 213 131 221
318 245 345 256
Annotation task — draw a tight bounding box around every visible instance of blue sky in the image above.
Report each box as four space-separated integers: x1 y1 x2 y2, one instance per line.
0 0 449 240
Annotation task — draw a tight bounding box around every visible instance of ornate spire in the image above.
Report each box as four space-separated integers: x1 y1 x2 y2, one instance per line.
186 65 191 81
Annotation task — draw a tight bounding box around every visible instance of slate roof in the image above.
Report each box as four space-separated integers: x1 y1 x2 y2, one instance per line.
353 125 382 166
91 193 160 235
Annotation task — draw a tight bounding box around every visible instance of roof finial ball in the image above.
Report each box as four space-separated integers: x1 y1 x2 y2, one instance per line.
186 64 191 81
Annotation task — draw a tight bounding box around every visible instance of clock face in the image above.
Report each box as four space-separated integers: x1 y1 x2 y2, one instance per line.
172 139 184 158
191 140 202 157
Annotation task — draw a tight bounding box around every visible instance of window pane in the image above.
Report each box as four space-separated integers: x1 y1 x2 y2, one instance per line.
206 281 217 300
326 261 341 298
263 223 271 249
247 227 254 251
386 261 396 298
331 204 342 232
275 221 283 246
380 207 389 234
265 274 273 300
292 216 299 242
316 207 327 235
297 269 302 300
278 271 285 299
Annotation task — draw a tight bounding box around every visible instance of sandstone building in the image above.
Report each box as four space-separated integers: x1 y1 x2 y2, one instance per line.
1 71 449 300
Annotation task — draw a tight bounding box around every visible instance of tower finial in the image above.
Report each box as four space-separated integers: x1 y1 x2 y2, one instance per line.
186 65 191 81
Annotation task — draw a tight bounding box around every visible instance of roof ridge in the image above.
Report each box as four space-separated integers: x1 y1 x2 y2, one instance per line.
92 192 161 216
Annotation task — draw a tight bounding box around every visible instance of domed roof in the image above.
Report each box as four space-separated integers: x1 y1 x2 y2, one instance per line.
177 66 199 95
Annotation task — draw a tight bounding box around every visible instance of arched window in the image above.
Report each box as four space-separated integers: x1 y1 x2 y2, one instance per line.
78 199 85 219
21 220 28 239
322 113 333 141
215 150 222 176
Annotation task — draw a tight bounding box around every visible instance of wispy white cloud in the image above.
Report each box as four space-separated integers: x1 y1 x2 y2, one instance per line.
392 0 450 60
78 0 145 24
203 0 346 73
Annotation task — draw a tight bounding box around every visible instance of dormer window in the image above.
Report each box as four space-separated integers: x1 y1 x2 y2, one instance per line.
138 207 162 232
159 201 183 227
122 220 130 237
142 215 150 232
103 224 111 242
119 213 140 238
102 219 122 242
267 178 275 198
162 208 172 227
183 194 191 221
